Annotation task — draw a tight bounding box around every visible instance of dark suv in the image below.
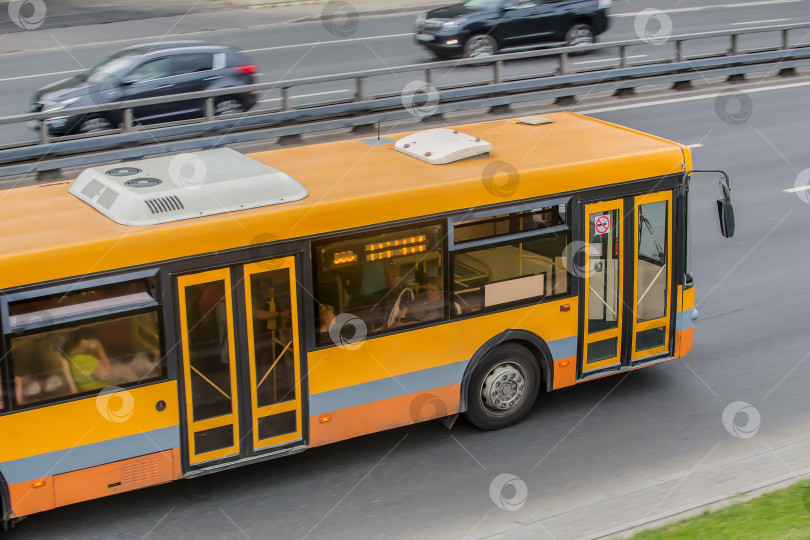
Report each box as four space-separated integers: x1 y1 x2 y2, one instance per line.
30 42 258 136
414 0 610 59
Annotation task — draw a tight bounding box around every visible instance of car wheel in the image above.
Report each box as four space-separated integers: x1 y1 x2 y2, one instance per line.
77 115 114 134
215 97 246 116
464 34 498 59
566 23 595 48
464 343 541 430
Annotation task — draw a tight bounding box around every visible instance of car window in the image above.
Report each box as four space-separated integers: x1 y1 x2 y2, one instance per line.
460 0 501 9
171 53 214 76
85 54 140 84
128 58 172 83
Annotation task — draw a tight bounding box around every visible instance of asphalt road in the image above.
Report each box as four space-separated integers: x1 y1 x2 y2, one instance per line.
0 0 809 145
4 51 810 540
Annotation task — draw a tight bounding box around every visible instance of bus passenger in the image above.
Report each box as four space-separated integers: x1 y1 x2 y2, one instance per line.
64 329 113 392
392 277 443 326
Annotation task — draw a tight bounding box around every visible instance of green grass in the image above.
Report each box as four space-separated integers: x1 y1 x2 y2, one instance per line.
633 479 810 539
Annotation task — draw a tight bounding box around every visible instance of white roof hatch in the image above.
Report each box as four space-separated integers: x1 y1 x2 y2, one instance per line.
68 148 308 226
395 128 492 165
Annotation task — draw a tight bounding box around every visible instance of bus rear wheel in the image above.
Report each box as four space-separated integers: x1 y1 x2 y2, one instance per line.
465 343 540 430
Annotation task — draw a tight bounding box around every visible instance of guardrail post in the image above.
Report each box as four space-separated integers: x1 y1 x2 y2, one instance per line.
494 60 503 84
355 77 364 101
675 40 684 62
281 87 290 111
123 109 134 132
39 120 48 145
425 68 433 86
619 46 628 69
204 98 215 121
558 52 569 75
729 34 739 56
782 29 790 50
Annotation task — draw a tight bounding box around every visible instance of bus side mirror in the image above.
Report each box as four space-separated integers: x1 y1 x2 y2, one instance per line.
717 181 735 238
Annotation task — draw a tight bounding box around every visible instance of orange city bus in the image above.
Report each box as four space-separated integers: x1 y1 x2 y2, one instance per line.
0 112 733 526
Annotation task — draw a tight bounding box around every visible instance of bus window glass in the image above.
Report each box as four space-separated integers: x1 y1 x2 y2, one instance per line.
314 224 444 344
454 204 566 244
185 281 234 425
249 269 296 407
453 230 570 313
9 311 163 406
637 200 668 322
9 278 157 330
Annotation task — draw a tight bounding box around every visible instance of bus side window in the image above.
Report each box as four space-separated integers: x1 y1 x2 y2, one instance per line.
314 224 444 345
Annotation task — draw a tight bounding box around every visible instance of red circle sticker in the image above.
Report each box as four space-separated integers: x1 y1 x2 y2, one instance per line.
595 215 610 235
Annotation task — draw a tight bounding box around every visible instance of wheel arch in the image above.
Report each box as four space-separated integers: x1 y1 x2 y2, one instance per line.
0 470 11 529
459 329 554 413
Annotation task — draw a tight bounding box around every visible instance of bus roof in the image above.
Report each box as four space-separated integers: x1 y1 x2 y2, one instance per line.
0 112 687 289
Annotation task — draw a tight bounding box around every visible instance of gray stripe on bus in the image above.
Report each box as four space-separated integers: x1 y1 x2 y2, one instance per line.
0 425 180 485
675 308 695 332
309 335 579 416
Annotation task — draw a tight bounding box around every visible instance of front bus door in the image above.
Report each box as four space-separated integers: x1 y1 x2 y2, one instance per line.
631 191 673 361
582 200 624 373
178 257 304 468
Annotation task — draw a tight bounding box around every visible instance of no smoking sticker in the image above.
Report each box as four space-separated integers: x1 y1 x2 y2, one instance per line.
595 215 611 235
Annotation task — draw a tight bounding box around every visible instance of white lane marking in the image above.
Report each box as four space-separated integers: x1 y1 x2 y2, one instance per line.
783 185 809 192
687 144 704 148
731 18 791 25
576 80 810 115
610 0 801 17
243 33 413 53
0 69 83 83
574 54 646 65
258 89 350 103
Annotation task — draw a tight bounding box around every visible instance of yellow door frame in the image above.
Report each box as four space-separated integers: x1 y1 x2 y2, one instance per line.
582 200 624 372
178 268 241 465
243 258 304 451
631 191 673 360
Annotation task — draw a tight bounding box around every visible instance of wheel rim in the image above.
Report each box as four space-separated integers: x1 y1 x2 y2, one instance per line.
215 99 244 115
480 362 527 414
467 37 495 58
569 26 594 46
79 117 111 133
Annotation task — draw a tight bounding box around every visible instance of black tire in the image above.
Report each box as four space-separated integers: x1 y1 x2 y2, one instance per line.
565 23 596 55
464 34 498 59
76 114 114 134
214 96 246 116
464 343 541 430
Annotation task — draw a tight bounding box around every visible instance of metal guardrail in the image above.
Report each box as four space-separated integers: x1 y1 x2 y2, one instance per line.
2 22 809 178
